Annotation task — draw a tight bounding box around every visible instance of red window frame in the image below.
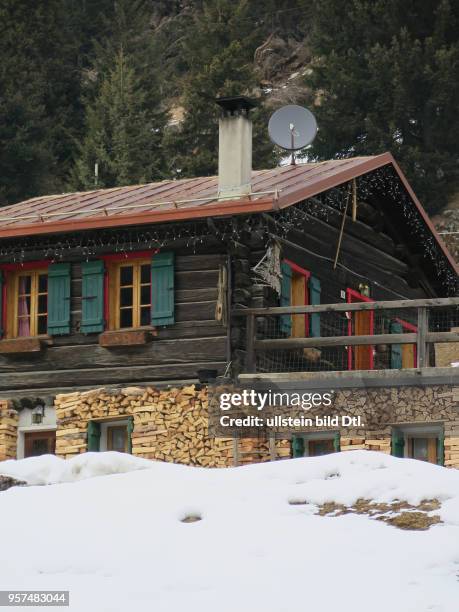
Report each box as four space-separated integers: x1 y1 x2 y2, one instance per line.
0 260 51 338
346 288 374 370
284 259 311 336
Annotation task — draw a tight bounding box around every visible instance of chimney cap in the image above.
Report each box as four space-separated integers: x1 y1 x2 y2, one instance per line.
215 95 256 114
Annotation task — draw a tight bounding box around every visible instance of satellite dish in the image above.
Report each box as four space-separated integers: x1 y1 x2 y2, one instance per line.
268 105 318 153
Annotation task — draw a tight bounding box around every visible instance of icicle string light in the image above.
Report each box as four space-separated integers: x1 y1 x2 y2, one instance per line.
0 166 456 294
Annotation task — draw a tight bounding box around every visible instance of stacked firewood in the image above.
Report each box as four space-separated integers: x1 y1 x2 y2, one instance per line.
0 400 18 461
130 384 235 467
55 385 291 466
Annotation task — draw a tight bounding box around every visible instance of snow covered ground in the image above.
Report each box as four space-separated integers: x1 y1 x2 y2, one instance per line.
1 451 459 612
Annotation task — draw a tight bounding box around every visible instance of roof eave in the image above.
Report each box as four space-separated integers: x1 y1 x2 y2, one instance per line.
0 197 275 239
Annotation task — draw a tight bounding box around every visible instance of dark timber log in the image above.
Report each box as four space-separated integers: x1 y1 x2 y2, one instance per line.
0 336 227 372
0 361 227 390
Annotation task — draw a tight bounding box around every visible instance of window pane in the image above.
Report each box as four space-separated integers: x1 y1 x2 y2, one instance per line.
120 309 133 328
17 317 31 337
18 294 31 316
37 315 47 335
120 266 133 286
412 438 428 461
140 306 150 326
109 427 127 453
120 287 133 307
18 276 31 295
31 439 50 456
140 285 150 306
38 294 47 314
140 264 150 284
38 274 48 293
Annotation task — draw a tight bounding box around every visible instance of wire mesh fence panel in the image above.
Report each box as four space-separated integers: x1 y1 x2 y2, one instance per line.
431 306 459 367
247 304 459 374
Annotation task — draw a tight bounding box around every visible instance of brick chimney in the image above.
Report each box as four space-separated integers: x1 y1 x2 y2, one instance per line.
216 96 256 198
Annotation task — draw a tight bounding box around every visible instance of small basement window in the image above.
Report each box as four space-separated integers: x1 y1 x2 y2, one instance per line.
292 432 340 457
87 418 134 453
392 424 444 465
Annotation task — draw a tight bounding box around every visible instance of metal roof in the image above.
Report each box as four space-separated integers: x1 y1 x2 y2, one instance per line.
0 152 457 275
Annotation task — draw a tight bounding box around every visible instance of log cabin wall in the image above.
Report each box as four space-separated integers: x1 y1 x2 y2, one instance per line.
0 246 229 395
229 201 431 375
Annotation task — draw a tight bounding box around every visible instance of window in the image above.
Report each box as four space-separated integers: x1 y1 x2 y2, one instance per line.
107 425 128 453
280 260 317 337
87 418 134 453
292 433 340 457
109 259 151 330
9 269 48 338
24 431 55 458
392 425 444 465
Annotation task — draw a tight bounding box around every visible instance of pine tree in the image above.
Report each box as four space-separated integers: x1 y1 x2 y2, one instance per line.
0 0 87 205
164 0 278 179
72 49 166 189
71 0 168 189
306 0 459 213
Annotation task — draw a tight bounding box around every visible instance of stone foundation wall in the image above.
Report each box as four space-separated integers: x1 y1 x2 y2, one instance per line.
0 401 18 461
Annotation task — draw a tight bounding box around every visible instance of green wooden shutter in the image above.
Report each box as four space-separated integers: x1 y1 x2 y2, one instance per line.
391 432 405 458
280 261 292 334
151 252 175 326
47 263 71 335
437 433 444 466
292 435 304 458
390 321 403 369
87 420 101 452
310 276 321 337
127 416 134 454
333 432 341 452
81 260 105 333
0 270 4 338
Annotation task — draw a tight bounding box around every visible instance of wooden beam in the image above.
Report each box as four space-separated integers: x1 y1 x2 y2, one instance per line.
417 307 428 368
233 297 459 316
254 333 417 350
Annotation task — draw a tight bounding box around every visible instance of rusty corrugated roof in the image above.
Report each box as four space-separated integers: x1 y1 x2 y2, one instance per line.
0 152 457 275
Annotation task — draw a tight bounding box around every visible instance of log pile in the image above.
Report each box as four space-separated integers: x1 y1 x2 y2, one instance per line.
130 384 235 467
340 437 366 451
444 436 459 468
0 400 18 461
364 438 391 454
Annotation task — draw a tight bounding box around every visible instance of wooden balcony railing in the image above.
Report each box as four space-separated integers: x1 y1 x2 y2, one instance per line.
232 297 459 374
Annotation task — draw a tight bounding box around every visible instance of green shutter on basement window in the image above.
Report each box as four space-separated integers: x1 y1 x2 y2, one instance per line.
280 261 292 334
333 432 341 452
87 420 101 452
81 260 105 333
0 270 3 338
292 435 304 458
127 416 134 454
310 276 321 337
47 263 71 335
391 432 405 458
151 252 175 326
437 433 444 466
390 321 403 369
